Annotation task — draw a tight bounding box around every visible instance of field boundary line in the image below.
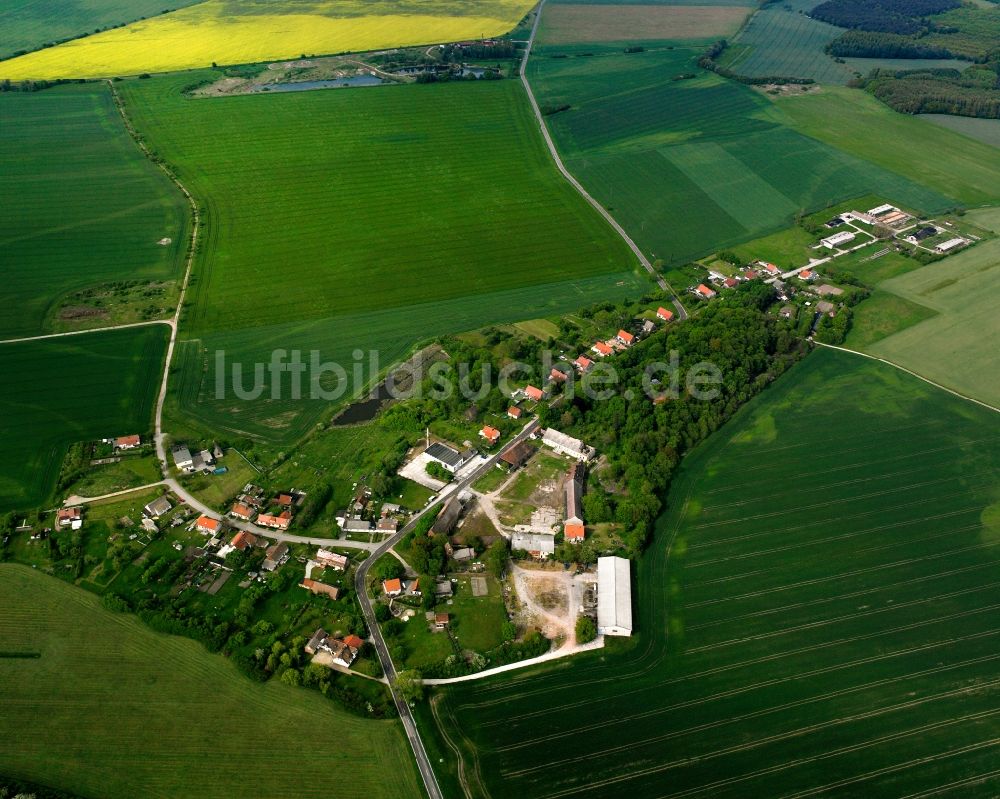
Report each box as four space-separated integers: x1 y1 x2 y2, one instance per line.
814 341 1000 415
0 318 173 346
519 0 688 319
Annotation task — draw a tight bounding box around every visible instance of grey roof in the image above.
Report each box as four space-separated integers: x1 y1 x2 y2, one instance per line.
425 442 465 469
565 463 584 522
144 496 172 517
598 556 633 634
432 498 462 535
342 518 373 532
511 532 555 555
171 445 192 466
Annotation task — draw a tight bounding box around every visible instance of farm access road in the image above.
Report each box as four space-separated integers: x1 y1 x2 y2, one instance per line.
354 418 540 799
519 0 688 322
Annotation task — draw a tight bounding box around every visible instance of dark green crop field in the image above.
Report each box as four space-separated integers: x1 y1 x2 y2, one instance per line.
0 325 167 511
426 348 1000 798
0 82 189 338
0 0 202 59
0 564 423 799
120 75 642 444
528 39 953 266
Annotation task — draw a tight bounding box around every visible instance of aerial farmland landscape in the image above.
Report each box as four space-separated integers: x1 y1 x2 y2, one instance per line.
1 1 999 798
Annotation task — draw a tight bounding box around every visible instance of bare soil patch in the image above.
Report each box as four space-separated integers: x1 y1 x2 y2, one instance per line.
540 4 750 44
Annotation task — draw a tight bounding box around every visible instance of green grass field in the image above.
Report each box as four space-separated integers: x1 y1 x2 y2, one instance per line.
859 207 1000 409
529 36 954 266
725 0 853 84
922 114 1000 150
118 74 642 444
0 83 189 338
423 347 1000 798
773 87 1000 208
0 564 423 799
0 325 168 512
0 0 202 59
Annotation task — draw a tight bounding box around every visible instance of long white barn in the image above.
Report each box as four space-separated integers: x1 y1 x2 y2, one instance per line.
597 556 633 636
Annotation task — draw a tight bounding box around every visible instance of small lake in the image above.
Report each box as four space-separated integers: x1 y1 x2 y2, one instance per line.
252 75 387 93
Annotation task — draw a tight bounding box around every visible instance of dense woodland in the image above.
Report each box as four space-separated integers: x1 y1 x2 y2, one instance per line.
858 65 1000 117
811 0 960 35
828 30 954 59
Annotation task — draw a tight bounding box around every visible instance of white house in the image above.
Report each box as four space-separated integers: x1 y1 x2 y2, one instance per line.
542 428 595 462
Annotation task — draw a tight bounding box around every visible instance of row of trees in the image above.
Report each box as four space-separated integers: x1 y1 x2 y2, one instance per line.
828 30 956 59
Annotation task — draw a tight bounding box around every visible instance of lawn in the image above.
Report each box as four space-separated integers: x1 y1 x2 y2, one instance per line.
528 31 955 266
0 82 188 338
0 564 423 799
120 74 642 444
63 452 162 499
0 0 537 79
861 206 1000 409
423 347 1000 798
773 86 1000 208
0 325 168 512
0 0 202 59
845 290 938 350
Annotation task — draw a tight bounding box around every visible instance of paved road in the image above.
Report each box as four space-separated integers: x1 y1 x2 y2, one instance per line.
519 0 688 321
354 420 540 799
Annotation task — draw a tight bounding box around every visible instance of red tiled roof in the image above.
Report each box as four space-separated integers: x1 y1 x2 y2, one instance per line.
231 530 254 551
507 406 522 418
550 368 567 382
231 502 253 519
383 578 402 594
617 329 634 344
343 634 364 650
196 515 220 532
656 307 673 321
525 385 544 401
115 434 141 447
574 355 593 370
564 523 585 541
481 425 500 442
592 342 613 356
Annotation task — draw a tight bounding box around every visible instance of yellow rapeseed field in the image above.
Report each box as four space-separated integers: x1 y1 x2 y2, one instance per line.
0 0 536 79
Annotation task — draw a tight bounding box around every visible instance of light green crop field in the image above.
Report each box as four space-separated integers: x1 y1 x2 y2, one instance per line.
0 325 168 512
922 114 1000 149
725 0 853 84
0 83 188 338
528 36 953 265
859 207 1000 410
0 0 202 59
0 564 423 799
424 348 1000 798
773 87 1000 208
119 75 640 444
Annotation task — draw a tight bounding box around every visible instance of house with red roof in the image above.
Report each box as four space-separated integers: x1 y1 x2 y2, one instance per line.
257 511 292 530
230 530 258 552
230 502 254 521
696 284 717 300
195 515 221 535
480 425 501 445
115 434 141 450
564 522 585 542
616 330 635 346
758 261 780 275
573 355 593 372
383 578 403 597
724 277 738 289
507 406 522 419
56 507 82 527
799 269 815 281
591 341 613 357
300 578 339 600
550 367 568 383
656 307 674 322
525 385 544 402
